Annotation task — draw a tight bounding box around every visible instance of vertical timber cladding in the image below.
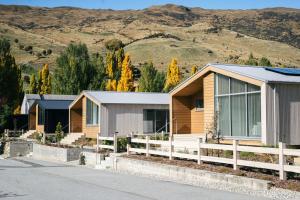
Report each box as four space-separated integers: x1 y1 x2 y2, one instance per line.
82 96 99 139
70 109 82 133
172 96 191 134
203 72 215 135
29 111 36 130
35 105 44 133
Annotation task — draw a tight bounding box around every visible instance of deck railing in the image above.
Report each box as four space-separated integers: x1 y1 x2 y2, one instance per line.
127 135 300 180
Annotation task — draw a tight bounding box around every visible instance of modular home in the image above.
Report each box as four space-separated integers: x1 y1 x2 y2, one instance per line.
69 91 169 138
28 95 77 133
170 64 300 146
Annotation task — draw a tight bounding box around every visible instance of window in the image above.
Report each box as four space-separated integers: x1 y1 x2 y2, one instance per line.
195 99 204 111
143 109 169 133
86 99 99 125
215 74 261 138
38 106 44 125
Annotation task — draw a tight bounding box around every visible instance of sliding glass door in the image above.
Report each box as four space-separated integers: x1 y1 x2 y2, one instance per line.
215 74 261 138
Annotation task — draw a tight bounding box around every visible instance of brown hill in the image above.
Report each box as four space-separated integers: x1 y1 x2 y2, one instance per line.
0 4 299 74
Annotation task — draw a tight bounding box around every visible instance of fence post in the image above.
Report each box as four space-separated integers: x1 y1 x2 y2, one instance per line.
279 142 287 180
127 134 131 156
169 134 173 160
233 140 239 170
96 132 99 165
197 138 203 165
42 133 46 144
146 135 150 157
113 133 118 153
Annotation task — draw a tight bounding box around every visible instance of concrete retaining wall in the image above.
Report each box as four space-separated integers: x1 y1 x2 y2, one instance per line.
3 140 33 158
82 151 103 166
32 143 82 162
115 157 271 190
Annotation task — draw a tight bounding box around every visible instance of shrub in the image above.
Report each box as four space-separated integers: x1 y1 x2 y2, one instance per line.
79 153 86 165
47 49 52 55
36 52 42 58
105 39 124 51
117 138 127 152
25 45 33 51
23 75 30 83
14 38 19 43
55 122 64 143
42 50 47 56
18 44 24 50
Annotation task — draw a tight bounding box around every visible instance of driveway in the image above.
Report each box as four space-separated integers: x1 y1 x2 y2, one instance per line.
0 157 269 200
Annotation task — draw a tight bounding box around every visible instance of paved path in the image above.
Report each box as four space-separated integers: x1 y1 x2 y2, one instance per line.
0 158 269 200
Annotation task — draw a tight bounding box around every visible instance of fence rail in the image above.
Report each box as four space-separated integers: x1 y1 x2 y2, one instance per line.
127 135 300 180
3 129 24 138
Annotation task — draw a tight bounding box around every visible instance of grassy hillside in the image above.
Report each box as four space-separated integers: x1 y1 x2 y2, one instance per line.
0 4 299 75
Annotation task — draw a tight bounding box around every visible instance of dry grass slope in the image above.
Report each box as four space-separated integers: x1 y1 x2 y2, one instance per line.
0 4 299 74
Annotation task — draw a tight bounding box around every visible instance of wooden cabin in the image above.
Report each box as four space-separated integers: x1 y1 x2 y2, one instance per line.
28 95 76 133
69 91 169 139
170 64 300 145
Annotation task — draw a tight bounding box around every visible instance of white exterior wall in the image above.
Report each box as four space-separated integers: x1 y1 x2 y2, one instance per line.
21 97 28 114
100 104 169 136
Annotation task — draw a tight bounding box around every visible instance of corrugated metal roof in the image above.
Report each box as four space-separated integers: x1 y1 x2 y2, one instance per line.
24 94 77 101
84 91 169 105
24 94 40 100
38 100 73 110
210 64 300 83
42 94 77 100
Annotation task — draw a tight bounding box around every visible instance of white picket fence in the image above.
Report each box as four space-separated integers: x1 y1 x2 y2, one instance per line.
127 135 300 180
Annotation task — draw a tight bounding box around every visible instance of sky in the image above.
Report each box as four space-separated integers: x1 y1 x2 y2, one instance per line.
1 0 300 10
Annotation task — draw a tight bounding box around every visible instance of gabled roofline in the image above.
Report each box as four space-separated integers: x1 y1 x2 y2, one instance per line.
69 91 101 109
170 63 265 96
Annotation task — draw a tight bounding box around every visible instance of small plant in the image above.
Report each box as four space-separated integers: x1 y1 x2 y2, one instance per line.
55 122 64 143
117 138 127 152
14 38 19 43
34 132 42 142
79 153 86 165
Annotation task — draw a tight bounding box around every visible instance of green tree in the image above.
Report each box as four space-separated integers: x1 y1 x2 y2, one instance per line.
89 53 106 90
29 74 38 94
138 62 165 92
259 57 272 66
164 58 181 92
0 38 23 130
54 43 94 94
244 53 258 66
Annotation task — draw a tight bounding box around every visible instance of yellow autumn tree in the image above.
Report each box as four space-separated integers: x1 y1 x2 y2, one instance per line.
106 52 114 79
191 65 198 75
40 64 51 94
164 58 181 92
117 54 133 92
105 79 117 91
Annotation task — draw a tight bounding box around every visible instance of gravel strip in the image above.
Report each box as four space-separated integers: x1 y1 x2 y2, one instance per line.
109 167 300 200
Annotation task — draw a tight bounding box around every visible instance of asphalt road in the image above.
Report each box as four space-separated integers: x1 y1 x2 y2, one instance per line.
0 157 269 200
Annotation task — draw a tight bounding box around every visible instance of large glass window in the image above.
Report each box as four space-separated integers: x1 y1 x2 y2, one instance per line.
215 74 261 138
86 99 99 125
143 109 169 133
